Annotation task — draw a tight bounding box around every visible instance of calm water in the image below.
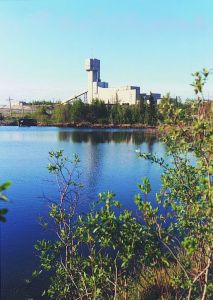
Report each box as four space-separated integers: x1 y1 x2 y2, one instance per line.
0 126 166 300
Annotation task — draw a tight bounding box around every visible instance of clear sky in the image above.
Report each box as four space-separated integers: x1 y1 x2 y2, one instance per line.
0 0 213 104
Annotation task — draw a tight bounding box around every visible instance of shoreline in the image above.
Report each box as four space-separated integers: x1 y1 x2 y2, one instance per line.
0 121 159 132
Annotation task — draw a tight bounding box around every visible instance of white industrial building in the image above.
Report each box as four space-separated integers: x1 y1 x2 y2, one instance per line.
85 58 161 105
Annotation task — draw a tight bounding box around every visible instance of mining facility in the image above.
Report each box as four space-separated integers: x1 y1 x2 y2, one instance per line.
85 58 161 104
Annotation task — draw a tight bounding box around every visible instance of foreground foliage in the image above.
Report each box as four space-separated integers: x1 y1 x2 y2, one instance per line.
34 70 212 299
0 181 11 222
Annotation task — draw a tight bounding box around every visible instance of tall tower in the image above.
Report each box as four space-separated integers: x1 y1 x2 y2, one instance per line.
85 58 100 103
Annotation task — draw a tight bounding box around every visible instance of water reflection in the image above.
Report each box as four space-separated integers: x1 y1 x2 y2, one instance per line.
58 130 158 147
58 130 160 195
1 127 166 300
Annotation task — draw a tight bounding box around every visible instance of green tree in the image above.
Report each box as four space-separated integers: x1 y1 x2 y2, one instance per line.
122 105 133 124
109 103 123 124
148 93 157 125
70 100 88 122
32 106 51 124
52 104 72 123
137 69 212 299
158 94 186 124
88 99 108 123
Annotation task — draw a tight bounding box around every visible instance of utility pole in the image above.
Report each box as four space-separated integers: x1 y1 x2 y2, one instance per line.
22 102 24 117
8 97 12 117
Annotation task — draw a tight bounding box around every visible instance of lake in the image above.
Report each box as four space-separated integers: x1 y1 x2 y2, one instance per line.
0 126 166 300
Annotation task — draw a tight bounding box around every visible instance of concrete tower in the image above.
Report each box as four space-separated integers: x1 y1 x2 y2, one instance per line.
84 58 160 105
85 58 101 103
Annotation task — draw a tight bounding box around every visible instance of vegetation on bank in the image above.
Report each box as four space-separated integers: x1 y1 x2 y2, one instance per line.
29 100 61 106
29 96 158 126
31 70 212 299
1 94 211 128
29 95 200 126
14 97 212 128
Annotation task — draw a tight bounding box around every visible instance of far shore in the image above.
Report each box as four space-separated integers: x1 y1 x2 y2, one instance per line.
0 120 159 132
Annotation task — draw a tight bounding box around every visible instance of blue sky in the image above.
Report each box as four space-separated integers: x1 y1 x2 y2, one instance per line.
0 0 213 103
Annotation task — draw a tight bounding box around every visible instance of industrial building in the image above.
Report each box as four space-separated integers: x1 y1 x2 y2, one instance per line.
85 58 161 105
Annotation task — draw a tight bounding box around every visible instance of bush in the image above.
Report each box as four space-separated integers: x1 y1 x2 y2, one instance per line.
34 71 212 299
0 181 11 222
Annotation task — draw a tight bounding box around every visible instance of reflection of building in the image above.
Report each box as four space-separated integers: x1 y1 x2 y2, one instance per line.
85 58 161 104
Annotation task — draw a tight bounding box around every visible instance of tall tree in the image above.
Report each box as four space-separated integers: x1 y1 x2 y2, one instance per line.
148 93 157 125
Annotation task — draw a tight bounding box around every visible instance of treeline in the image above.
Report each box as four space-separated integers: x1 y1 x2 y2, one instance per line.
29 100 60 105
32 98 158 125
30 95 211 126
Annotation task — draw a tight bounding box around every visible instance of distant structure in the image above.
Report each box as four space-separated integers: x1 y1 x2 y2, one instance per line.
85 58 161 104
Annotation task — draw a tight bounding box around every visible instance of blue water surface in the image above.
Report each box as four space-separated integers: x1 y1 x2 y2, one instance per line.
0 126 167 300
